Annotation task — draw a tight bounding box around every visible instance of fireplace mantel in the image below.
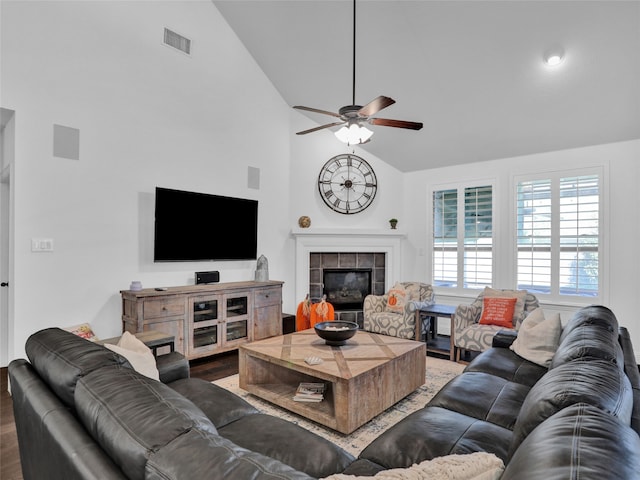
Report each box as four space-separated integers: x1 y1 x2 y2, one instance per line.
292 228 406 305
291 227 407 239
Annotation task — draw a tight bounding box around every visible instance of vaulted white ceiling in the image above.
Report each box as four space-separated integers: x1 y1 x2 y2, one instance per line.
213 0 640 172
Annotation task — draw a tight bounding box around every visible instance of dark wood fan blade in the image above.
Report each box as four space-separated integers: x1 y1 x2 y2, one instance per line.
369 117 423 130
296 122 345 135
358 96 395 117
293 105 341 118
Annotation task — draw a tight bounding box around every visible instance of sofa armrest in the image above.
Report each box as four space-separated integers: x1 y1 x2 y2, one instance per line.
156 352 190 383
364 294 388 313
453 303 482 331
492 329 518 348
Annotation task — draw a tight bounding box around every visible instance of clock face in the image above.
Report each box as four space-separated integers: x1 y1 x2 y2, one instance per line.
318 154 378 214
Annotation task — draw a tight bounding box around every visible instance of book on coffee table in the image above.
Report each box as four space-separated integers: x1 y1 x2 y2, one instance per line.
293 382 325 402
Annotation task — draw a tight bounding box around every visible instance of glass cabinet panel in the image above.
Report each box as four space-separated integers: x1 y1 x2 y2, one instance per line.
226 296 247 317
193 299 218 323
226 320 248 342
193 325 218 348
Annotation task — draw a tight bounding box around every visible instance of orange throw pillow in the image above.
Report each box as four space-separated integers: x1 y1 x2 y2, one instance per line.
478 297 518 328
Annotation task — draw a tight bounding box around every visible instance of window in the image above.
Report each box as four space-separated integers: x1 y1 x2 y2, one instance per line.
433 185 493 289
516 173 600 298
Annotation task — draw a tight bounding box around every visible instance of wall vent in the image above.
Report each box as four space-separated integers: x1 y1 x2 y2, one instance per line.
163 27 191 55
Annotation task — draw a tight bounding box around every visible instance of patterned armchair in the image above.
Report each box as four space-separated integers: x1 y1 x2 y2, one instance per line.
363 282 435 340
453 288 539 360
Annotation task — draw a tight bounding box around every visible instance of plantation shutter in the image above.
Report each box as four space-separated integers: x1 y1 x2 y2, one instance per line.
433 189 457 287
516 174 599 297
433 185 493 289
464 186 493 288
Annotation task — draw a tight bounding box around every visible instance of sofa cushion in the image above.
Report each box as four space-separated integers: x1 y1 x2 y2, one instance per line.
74 366 217 480
502 403 640 480
428 372 532 430
145 428 315 480
169 377 260 428
478 297 518 328
509 308 562 367
464 348 548 387
551 305 621 369
510 358 634 452
25 327 130 409
219 413 355 478
358 406 513 468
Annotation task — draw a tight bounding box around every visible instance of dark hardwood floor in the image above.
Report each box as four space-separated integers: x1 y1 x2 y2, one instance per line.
0 351 240 480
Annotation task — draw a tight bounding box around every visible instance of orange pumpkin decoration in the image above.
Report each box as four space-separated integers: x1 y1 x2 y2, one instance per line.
310 296 335 327
295 294 312 331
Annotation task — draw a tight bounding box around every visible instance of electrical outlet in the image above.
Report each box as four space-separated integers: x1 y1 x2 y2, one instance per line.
31 238 54 252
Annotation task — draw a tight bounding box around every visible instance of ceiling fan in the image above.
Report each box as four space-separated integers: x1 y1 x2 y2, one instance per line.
293 0 423 145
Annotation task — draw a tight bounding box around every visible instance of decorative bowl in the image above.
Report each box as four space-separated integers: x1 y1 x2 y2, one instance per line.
314 321 359 346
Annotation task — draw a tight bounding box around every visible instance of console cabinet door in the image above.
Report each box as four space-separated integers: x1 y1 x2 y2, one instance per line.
188 295 222 357
253 287 282 340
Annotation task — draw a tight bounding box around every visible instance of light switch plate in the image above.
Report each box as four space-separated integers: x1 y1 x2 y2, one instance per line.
31 238 54 252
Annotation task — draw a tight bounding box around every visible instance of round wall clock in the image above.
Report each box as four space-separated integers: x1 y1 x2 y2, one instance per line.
317 153 378 214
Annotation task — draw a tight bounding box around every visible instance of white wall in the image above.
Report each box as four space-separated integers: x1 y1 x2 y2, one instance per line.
1 0 296 360
402 139 640 359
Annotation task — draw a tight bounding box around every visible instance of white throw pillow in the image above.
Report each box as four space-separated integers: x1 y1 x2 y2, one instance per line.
510 307 562 368
322 452 504 480
105 331 160 381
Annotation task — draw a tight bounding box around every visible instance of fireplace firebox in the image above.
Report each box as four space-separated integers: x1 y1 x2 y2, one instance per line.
323 268 372 311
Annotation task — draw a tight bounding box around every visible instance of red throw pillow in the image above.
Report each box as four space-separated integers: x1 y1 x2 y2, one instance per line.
478 297 518 328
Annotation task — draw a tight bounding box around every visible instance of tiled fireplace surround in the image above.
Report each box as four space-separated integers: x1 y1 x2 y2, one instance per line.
293 228 406 328
309 252 386 327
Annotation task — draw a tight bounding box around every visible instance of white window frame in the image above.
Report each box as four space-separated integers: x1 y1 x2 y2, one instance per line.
512 166 605 305
429 179 497 294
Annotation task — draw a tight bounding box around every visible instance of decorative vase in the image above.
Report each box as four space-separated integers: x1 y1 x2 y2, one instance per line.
389 219 398 229
255 254 269 281
298 216 311 228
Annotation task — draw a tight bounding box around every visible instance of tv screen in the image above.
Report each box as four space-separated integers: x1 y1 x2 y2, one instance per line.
154 187 258 262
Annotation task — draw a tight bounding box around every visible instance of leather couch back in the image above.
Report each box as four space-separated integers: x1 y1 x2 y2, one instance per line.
509 305 635 456
25 328 131 409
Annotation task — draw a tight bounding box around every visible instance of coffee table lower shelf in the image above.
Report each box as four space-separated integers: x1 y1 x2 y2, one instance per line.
239 329 425 434
243 380 337 429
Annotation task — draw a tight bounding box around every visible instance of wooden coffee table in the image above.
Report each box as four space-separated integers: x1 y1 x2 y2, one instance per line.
239 329 425 434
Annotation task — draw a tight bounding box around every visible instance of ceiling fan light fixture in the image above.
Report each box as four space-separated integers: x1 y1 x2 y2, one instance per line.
335 123 373 145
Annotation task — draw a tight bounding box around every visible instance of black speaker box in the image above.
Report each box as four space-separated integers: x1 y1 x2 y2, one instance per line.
195 271 220 284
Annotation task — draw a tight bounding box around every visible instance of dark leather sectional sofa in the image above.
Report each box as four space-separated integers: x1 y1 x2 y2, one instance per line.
8 305 640 479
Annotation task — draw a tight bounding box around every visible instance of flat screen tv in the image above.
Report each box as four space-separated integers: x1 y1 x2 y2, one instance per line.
154 187 258 262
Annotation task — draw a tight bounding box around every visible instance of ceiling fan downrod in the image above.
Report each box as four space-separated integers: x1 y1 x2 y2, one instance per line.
352 0 357 106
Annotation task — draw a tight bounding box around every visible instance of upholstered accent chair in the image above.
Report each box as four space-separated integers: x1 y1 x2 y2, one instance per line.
453 288 539 361
363 282 435 340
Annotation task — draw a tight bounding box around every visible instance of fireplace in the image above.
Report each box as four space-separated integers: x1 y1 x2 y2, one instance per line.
292 228 406 327
308 252 386 327
323 268 372 311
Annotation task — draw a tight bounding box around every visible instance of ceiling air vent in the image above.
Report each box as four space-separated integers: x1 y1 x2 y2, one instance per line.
163 27 191 55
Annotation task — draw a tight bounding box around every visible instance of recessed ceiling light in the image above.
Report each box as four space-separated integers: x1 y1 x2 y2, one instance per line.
543 46 565 67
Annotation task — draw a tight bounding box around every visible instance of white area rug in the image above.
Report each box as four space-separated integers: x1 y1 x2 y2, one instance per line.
213 356 465 457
